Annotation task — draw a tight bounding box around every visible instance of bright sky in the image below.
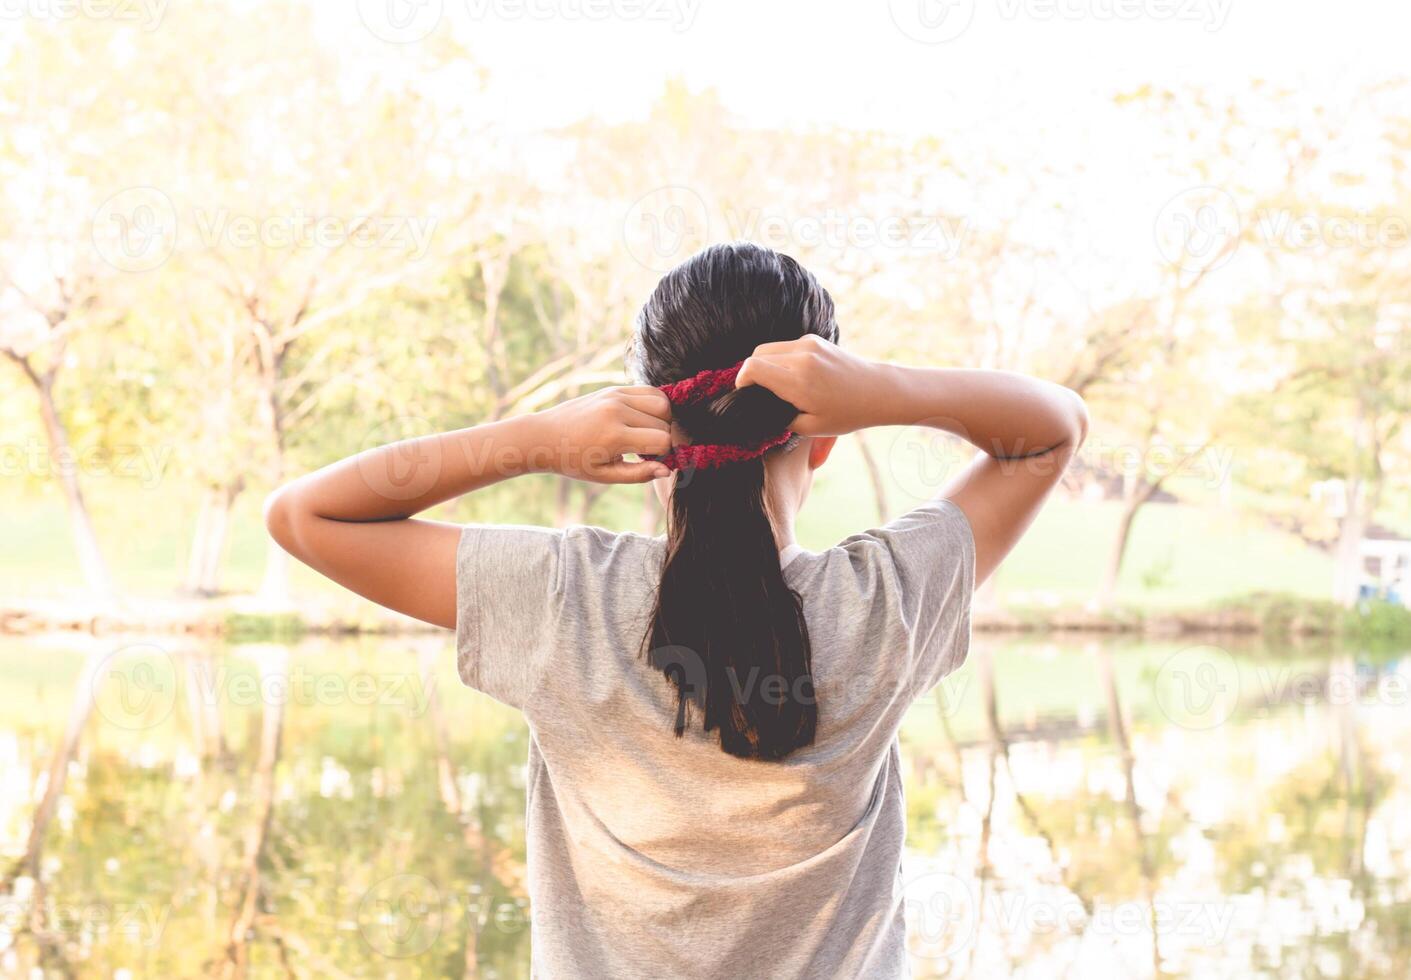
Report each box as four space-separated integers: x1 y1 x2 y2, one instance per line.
318 0 1410 342
336 0 1411 133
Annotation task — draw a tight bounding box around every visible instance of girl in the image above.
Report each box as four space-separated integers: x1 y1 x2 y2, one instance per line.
265 242 1087 978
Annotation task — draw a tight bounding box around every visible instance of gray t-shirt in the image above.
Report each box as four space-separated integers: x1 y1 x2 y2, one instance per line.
455 498 974 979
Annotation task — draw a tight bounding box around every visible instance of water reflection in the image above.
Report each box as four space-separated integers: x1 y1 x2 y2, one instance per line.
0 635 1407 977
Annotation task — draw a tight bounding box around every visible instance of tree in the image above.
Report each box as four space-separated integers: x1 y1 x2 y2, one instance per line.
1227 79 1411 604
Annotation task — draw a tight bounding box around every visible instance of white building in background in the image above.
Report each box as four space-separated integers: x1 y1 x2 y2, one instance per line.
1360 527 1411 607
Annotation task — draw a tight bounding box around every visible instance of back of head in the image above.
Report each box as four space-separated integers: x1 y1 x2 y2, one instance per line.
631 242 840 761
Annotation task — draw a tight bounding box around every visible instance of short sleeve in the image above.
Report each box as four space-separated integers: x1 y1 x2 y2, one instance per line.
855 499 975 699
455 524 564 711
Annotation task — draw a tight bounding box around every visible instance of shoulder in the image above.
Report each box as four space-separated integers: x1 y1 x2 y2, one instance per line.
459 522 665 575
792 499 973 581
556 524 666 577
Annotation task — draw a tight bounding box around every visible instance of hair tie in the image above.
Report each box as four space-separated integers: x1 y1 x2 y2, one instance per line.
655 361 792 471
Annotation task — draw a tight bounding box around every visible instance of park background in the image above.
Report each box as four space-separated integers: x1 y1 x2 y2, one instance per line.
2 0 1410 977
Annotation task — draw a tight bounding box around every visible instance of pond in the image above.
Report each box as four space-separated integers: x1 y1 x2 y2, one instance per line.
0 633 1407 978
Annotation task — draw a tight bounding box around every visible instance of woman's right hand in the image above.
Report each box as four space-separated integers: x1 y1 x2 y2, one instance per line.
532 385 674 483
735 335 895 436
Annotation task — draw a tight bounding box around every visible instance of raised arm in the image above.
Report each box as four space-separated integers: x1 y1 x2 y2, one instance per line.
736 335 1088 584
263 388 672 628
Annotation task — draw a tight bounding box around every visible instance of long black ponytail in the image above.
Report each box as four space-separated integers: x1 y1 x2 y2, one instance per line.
631 243 839 761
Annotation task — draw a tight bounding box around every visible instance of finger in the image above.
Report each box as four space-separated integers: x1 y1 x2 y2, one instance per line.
749 338 814 356
618 394 672 423
735 356 796 393
790 413 828 436
620 426 673 456
594 459 672 484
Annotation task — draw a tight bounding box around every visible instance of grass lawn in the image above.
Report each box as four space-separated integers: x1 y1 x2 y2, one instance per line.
2 431 1335 608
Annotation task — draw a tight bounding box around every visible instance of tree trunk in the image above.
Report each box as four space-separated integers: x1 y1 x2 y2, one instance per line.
854 431 889 525
31 371 115 599
554 476 574 526
255 344 292 605
185 482 241 595
1332 475 1369 608
3 649 103 892
256 540 292 607
1095 642 1162 977
1098 480 1153 608
218 648 287 978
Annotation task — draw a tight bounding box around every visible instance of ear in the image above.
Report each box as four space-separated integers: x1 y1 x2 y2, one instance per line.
807 435 838 470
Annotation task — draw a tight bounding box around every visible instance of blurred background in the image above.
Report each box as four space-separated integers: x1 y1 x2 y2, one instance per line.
2 0 1409 976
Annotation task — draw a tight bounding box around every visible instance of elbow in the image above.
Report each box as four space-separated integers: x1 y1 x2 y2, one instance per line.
1067 388 1090 448
263 485 301 555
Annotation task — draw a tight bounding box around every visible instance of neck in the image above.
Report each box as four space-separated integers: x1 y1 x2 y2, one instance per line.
764 474 801 551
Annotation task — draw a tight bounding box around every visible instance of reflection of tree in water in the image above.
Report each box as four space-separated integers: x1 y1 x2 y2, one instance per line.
10 638 1410 977
1 640 535 978
1210 653 1408 978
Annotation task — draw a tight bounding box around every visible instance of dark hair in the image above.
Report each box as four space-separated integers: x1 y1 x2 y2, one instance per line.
631 242 839 761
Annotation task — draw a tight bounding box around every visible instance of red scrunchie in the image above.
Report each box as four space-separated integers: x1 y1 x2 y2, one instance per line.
655 361 792 471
